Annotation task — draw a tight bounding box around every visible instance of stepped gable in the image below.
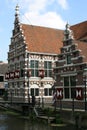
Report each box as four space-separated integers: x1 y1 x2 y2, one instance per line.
21 24 64 54
71 21 87 40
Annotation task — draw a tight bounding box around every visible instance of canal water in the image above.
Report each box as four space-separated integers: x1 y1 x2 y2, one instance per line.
0 111 80 130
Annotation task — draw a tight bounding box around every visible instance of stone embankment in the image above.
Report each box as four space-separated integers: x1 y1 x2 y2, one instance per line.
59 109 87 129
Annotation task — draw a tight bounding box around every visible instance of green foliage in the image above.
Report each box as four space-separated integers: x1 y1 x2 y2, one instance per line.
43 107 53 117
55 115 63 124
29 111 36 121
55 114 63 124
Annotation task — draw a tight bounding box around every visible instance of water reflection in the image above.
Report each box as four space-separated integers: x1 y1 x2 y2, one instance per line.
24 121 51 130
0 112 77 130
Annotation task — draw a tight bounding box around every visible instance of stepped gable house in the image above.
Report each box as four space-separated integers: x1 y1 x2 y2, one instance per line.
6 5 64 102
6 5 87 107
54 21 87 109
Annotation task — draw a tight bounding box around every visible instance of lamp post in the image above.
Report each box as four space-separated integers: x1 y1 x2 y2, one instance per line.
10 89 13 105
83 68 87 111
52 85 57 111
27 52 30 104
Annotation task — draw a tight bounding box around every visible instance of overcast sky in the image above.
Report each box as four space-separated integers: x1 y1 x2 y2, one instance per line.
0 0 87 62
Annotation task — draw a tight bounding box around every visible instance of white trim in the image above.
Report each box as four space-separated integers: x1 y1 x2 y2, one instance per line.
58 59 65 62
44 84 51 88
61 73 77 77
27 51 57 56
43 96 52 98
55 62 87 69
30 84 39 88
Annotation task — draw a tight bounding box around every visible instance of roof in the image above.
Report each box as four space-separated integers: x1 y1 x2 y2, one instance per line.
76 41 87 62
21 24 64 54
71 21 87 40
71 21 87 62
20 21 87 62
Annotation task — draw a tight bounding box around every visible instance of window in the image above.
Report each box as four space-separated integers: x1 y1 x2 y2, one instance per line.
64 88 69 98
64 76 76 99
20 69 24 77
31 88 34 96
67 55 71 64
0 76 4 82
64 77 69 86
10 64 14 71
15 63 19 70
44 88 52 96
30 85 39 96
44 61 52 77
30 60 39 77
20 61 25 69
17 82 19 88
30 88 39 96
70 76 76 86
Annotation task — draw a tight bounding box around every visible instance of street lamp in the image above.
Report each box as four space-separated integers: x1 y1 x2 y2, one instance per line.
83 68 87 111
52 85 57 111
10 89 13 105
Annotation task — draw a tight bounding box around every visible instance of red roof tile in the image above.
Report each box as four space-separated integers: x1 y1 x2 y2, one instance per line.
21 21 87 62
76 41 87 62
21 24 63 54
71 21 87 40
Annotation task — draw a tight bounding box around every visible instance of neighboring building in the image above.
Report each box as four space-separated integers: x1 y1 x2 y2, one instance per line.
0 61 8 97
54 22 87 109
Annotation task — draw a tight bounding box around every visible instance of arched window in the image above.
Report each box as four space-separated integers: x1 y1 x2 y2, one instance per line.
30 84 39 96
44 85 52 96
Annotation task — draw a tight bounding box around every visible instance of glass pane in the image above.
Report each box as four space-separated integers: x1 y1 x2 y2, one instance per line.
45 70 47 77
64 88 69 98
35 69 38 77
30 60 34 68
70 76 76 86
44 61 47 69
31 88 34 96
35 88 39 96
44 88 48 96
0 76 4 82
49 70 52 77
48 62 52 69
20 69 24 77
35 61 38 68
71 88 76 99
49 88 52 96
67 55 71 64
31 69 34 76
64 77 69 86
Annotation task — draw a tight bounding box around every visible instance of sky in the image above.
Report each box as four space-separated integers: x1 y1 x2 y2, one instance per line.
0 0 87 62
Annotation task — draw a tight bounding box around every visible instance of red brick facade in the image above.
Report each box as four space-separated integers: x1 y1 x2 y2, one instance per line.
54 23 87 110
